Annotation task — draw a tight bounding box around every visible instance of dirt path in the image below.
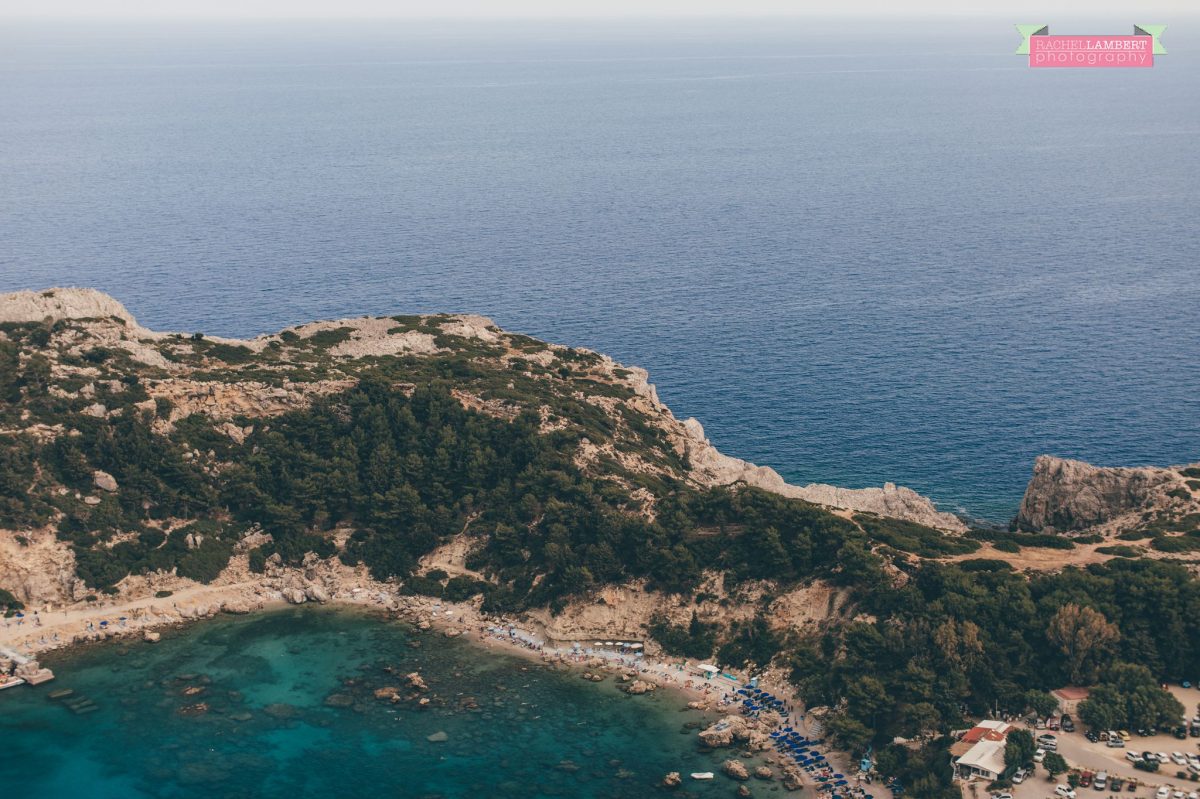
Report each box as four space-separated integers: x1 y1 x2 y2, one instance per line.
0 579 269 653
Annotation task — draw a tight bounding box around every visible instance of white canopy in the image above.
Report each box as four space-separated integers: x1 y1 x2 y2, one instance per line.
697 664 720 673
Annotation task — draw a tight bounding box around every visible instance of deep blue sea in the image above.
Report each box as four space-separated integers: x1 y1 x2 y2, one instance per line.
1 18 1198 521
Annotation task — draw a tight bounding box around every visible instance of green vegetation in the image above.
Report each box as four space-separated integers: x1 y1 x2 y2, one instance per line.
970 528 1076 550
855 515 979 557
6 315 1200 799
649 612 718 660
1151 536 1200 554
1097 545 1142 557
1078 663 1185 731
1004 728 1035 768
0 586 24 613
1043 751 1068 777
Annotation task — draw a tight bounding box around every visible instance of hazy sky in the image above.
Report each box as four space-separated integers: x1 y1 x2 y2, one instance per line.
2 0 1191 18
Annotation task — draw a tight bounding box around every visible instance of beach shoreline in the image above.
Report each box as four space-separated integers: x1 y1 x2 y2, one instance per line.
2 578 881 797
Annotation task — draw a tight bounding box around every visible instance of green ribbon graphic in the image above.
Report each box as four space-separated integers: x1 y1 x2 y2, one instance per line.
1014 24 1048 55
1134 25 1167 54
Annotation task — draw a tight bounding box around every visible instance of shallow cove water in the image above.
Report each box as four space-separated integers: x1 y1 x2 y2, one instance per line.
0 607 760 798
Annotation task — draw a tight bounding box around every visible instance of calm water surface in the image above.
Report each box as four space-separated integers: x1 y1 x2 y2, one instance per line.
2 18 1198 520
0 607 751 798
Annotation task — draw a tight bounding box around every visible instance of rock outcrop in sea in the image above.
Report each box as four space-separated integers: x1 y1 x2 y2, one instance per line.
1015 454 1200 534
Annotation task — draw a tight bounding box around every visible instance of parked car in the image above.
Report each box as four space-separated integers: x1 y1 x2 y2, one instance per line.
1055 785 1076 799
1094 772 1108 791
1172 752 1188 765
1156 787 1171 799
1157 752 1171 763
1079 772 1092 787
1034 748 1047 763
1012 769 1028 784
1107 737 1125 748
1143 751 1157 762
1126 752 1144 763
1120 730 1132 740
1086 731 1100 743
1110 777 1125 791
991 793 1012 799
1063 718 1076 732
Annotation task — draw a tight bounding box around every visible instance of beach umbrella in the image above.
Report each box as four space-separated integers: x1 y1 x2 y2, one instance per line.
14 612 24 617
630 643 643 649
594 642 603 647
604 641 613 646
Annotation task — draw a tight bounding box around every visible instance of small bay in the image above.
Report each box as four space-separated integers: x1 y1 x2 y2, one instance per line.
0 607 751 798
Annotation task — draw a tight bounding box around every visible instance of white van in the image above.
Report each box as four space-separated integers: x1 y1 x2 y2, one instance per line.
1094 773 1108 791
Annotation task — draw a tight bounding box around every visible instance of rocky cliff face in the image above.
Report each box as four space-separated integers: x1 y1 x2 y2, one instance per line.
0 287 142 328
0 287 965 532
672 418 967 532
1015 455 1199 533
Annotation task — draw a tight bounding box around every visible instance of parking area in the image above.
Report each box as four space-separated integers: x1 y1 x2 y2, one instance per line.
988 686 1200 799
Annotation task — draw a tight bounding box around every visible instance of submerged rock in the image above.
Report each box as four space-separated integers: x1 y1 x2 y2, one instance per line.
722 759 750 780
263 703 300 719
661 771 682 789
324 693 354 708
426 731 448 743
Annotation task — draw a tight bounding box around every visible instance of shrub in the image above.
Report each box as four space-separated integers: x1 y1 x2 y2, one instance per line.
154 590 173 598
1097 545 1141 557
856 515 979 557
1151 536 1200 554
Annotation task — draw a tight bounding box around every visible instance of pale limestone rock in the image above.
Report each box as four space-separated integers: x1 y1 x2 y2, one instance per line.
723 759 750 780
93 470 118 492
304 583 330 603
1015 454 1191 533
0 287 140 326
677 417 966 532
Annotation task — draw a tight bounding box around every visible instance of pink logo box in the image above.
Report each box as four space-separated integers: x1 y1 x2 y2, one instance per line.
1030 35 1153 68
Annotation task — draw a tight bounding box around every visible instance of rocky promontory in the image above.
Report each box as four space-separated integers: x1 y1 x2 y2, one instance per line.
1015 455 1200 534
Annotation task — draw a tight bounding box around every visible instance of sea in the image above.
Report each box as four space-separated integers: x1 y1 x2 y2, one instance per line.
1 17 1198 521
0 607 755 799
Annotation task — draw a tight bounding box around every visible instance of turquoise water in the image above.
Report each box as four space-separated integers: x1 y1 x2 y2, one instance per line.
0 608 761 798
